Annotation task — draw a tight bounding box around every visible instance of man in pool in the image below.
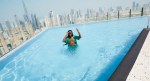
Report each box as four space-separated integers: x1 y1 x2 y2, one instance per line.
63 28 81 46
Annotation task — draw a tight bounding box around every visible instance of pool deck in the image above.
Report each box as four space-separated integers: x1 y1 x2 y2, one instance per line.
126 28 150 81
109 28 150 81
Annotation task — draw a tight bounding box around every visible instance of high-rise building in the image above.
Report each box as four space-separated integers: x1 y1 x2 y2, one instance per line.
70 9 75 24
22 0 30 23
31 14 40 30
76 10 82 18
14 15 22 34
0 32 9 54
34 14 40 29
14 15 20 27
25 22 34 37
16 15 29 32
116 6 122 11
66 14 71 24
132 1 136 10
49 11 54 26
99 7 103 14
70 9 75 16
86 9 91 18
109 7 114 12
14 15 26 42
5 21 12 30
59 15 63 25
0 23 4 32
31 14 36 30
5 21 12 36
49 11 54 19
56 15 60 26
136 3 140 10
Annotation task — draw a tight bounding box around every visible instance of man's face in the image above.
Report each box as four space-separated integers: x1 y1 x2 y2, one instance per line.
68 30 73 36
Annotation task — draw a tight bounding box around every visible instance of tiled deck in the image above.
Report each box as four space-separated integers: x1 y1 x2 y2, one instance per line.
126 29 150 81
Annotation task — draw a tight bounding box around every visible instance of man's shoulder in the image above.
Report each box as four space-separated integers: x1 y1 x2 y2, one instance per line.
73 35 79 38
73 35 80 39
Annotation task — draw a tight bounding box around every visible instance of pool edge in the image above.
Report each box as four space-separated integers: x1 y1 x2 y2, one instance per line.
109 28 150 81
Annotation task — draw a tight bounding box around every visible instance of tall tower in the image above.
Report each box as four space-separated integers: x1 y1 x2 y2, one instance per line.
14 15 26 42
0 23 4 32
22 0 30 23
31 14 39 30
5 21 12 36
132 1 136 10
49 11 54 26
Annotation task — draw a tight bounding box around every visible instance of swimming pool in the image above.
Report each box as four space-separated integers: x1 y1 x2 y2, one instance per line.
0 16 148 81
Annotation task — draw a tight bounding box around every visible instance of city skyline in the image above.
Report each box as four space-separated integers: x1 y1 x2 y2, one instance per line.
0 0 150 23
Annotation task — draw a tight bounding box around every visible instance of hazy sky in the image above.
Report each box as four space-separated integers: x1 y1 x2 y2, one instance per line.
0 0 149 22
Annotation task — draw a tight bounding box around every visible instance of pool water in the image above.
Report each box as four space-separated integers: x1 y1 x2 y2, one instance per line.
0 16 148 81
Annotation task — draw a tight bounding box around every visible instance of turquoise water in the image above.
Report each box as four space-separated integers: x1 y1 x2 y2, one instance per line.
0 16 148 81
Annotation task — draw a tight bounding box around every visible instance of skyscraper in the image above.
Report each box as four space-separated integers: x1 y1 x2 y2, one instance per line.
132 1 136 10
86 9 90 18
56 15 60 26
14 15 20 27
14 15 22 34
14 15 26 42
0 23 4 32
0 32 9 54
22 0 30 23
99 7 103 14
31 14 36 30
5 21 12 30
31 14 40 30
136 3 140 10
5 21 12 36
49 11 54 26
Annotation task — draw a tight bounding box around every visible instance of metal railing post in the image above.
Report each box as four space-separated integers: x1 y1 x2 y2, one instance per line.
129 9 131 18
107 12 108 20
118 10 119 19
141 8 143 16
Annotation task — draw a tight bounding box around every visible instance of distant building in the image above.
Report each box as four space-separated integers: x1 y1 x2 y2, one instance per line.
14 15 26 42
31 14 40 30
49 11 54 26
56 15 60 26
0 32 9 54
99 7 103 14
5 21 12 30
109 7 114 12
76 10 80 18
132 1 136 10
5 21 12 36
116 6 122 11
22 0 30 23
0 23 4 32
59 15 64 25
136 3 140 10
66 14 71 24
86 9 90 18
14 15 22 33
70 9 75 16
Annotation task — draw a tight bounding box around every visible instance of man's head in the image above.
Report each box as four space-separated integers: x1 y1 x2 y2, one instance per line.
68 30 73 38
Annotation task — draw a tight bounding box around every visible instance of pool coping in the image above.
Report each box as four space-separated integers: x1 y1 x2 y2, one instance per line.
109 28 150 81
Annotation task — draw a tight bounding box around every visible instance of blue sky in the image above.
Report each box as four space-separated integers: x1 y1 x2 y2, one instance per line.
0 0 149 22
